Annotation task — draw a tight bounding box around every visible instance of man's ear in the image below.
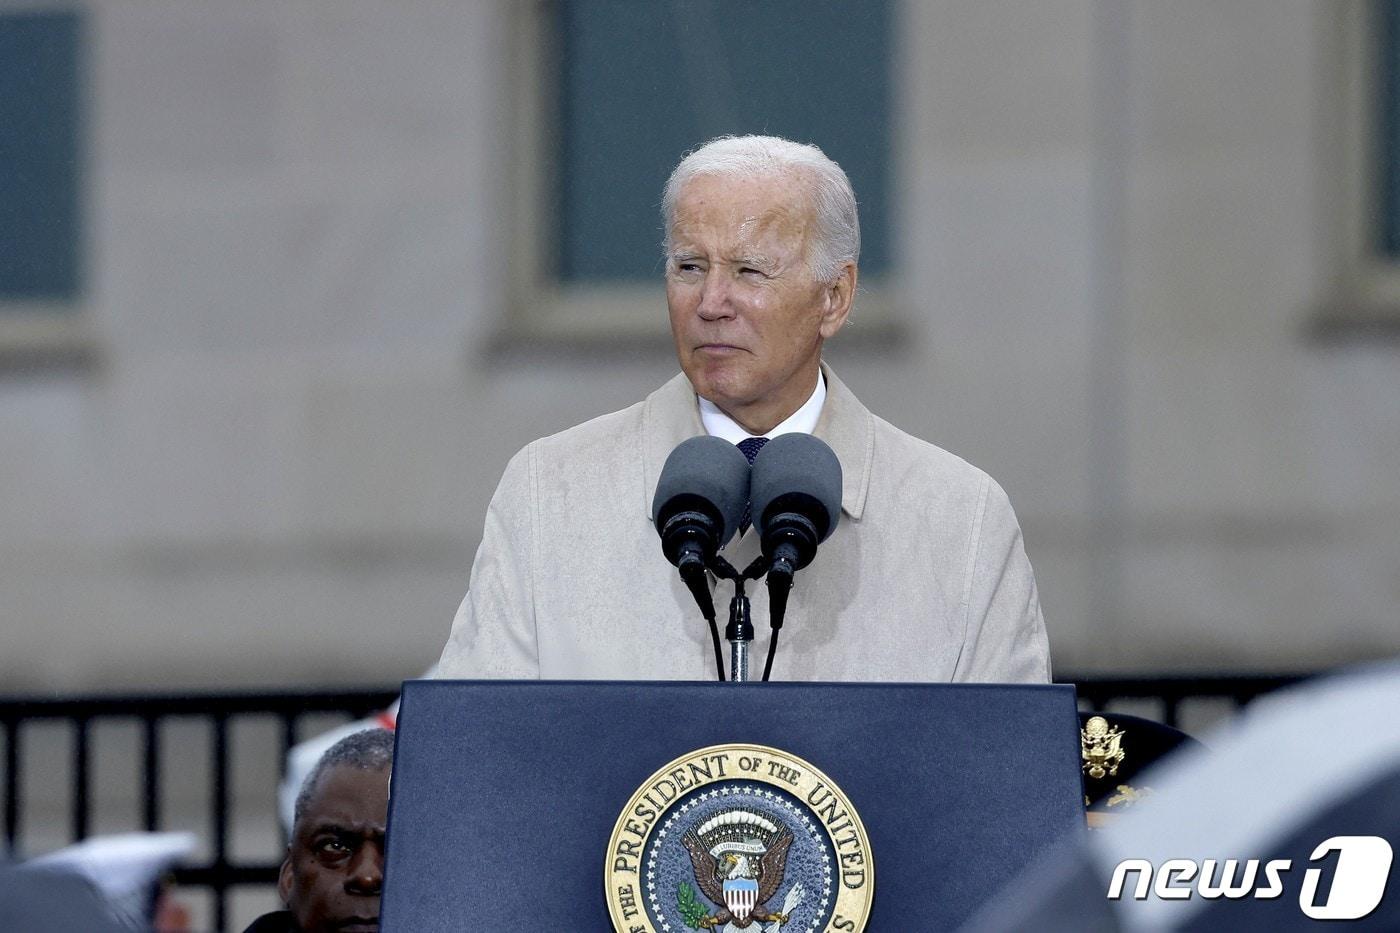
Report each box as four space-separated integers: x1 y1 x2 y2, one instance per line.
819 262 857 339
277 849 294 906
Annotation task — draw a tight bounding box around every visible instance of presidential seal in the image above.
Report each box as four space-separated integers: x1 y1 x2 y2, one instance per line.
606 744 874 933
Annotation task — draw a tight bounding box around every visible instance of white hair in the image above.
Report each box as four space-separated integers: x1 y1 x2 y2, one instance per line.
662 135 860 283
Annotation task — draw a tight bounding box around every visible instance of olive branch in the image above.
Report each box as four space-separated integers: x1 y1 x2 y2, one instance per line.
677 880 708 929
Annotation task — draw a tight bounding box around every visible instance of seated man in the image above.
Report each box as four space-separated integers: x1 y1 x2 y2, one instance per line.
244 729 392 933
439 134 1049 683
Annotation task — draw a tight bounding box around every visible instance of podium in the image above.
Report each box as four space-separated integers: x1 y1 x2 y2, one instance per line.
382 680 1083 931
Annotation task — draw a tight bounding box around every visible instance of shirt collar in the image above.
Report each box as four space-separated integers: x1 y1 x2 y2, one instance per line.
697 371 827 444
642 362 872 521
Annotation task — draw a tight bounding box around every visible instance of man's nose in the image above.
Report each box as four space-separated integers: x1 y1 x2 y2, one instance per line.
696 270 734 320
345 844 384 895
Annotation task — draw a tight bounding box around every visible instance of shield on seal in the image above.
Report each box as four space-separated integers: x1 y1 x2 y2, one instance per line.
723 877 759 920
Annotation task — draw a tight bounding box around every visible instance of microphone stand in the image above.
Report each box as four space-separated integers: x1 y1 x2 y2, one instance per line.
708 555 769 683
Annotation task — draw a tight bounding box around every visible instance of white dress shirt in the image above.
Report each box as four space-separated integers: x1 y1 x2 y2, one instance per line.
698 371 827 443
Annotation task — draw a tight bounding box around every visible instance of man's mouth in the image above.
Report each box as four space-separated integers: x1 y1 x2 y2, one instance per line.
335 918 378 932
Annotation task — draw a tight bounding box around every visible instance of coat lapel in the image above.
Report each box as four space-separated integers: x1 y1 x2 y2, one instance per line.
814 362 874 521
642 372 706 521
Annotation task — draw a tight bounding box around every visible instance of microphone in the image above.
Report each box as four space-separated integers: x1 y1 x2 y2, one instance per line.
652 437 751 675
749 434 842 677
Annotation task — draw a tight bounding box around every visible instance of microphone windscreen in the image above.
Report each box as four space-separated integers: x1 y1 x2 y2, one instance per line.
750 434 842 542
652 436 751 544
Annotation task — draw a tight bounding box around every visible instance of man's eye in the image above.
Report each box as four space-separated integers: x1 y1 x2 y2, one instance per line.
316 838 350 855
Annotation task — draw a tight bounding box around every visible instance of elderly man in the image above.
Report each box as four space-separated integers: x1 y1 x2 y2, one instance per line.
438 135 1048 683
243 729 392 933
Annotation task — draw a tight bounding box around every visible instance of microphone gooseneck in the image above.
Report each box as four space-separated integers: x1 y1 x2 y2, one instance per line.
750 435 843 680
657 499 723 621
652 437 751 680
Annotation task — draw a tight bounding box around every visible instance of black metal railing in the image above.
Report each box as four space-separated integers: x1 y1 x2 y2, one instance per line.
1068 671 1312 728
0 674 1313 931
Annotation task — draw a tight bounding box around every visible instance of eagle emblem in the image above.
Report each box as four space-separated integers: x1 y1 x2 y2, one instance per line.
681 807 795 929
606 746 873 931
1081 715 1126 780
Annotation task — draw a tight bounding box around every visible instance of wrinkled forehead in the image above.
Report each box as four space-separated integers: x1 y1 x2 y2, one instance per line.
670 171 815 254
295 765 390 837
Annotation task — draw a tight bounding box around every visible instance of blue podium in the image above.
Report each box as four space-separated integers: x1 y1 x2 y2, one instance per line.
382 681 1083 931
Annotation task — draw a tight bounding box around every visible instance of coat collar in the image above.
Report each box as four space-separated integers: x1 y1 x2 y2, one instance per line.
642 361 874 522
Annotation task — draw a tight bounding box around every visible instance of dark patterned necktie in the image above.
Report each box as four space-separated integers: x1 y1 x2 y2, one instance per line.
736 437 769 534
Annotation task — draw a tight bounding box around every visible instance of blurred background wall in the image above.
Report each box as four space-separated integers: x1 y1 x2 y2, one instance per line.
2 0 1397 699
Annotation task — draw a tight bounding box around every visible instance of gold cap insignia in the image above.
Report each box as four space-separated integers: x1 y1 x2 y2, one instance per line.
1081 715 1126 780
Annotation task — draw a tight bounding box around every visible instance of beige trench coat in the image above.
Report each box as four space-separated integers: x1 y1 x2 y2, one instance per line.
437 364 1050 683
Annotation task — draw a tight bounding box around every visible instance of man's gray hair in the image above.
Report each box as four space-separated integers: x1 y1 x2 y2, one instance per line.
662 135 860 283
293 728 394 829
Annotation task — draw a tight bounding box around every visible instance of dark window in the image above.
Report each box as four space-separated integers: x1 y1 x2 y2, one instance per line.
1378 0 1400 257
0 10 82 304
554 0 892 282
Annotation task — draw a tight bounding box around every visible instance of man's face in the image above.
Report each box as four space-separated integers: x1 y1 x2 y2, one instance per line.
278 765 389 933
667 172 853 433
